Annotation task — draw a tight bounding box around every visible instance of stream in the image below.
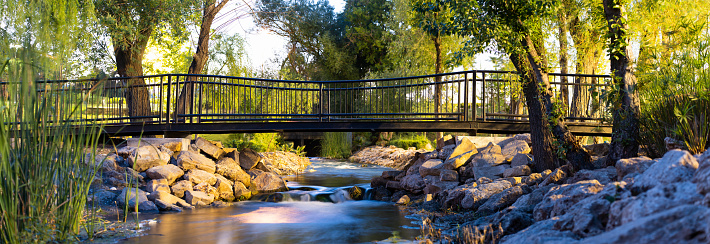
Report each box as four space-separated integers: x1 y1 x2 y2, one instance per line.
121 158 420 243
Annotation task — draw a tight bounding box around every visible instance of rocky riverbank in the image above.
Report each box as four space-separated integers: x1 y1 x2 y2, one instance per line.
88 137 311 212
349 145 427 169
365 134 710 243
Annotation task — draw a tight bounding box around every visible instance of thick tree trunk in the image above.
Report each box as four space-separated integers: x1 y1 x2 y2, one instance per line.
113 30 152 122
569 38 602 121
433 35 444 148
558 17 569 113
176 0 229 118
603 0 640 166
512 33 592 172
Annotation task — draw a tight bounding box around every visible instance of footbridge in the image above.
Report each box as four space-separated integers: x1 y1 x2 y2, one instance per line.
38 70 612 136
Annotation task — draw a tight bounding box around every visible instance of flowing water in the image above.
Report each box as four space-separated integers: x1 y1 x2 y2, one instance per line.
122 158 419 244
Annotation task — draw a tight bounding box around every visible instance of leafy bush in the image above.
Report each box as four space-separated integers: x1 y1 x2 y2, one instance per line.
320 132 351 158
640 93 710 157
224 133 304 155
387 133 432 150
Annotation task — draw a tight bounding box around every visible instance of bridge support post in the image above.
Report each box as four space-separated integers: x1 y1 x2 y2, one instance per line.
466 130 477 136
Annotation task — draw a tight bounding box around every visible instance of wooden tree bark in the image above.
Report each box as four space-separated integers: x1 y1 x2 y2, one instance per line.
176 0 229 118
558 15 569 113
113 27 153 122
569 15 603 122
510 29 593 172
603 0 640 166
433 34 444 148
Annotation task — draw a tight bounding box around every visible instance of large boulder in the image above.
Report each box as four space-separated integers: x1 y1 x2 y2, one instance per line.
184 190 215 206
128 145 171 172
259 151 311 175
176 150 217 174
214 177 235 201
183 169 217 185
503 165 532 178
471 208 535 239
501 140 531 162
250 170 288 193
607 181 702 230
692 149 710 195
216 157 251 185
127 138 189 152
194 137 226 159
533 180 604 221
632 149 698 191
471 164 510 180
511 185 555 213
193 182 219 199
444 137 478 169
500 219 579 244
583 143 609 157
239 148 262 170
419 159 446 177
615 156 654 181
461 180 513 209
400 173 426 192
171 180 193 198
146 179 170 194
553 182 627 238
476 185 531 215
510 153 533 168
116 187 149 209
146 164 184 184
565 167 617 185
233 181 252 200
148 191 191 208
580 205 710 244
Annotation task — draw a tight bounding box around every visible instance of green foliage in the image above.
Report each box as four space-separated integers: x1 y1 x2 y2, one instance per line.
320 132 352 158
224 133 304 155
640 93 710 157
387 133 432 150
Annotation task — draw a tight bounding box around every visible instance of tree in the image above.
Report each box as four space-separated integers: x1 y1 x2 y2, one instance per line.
95 0 193 120
602 0 641 165
177 0 230 116
446 0 592 171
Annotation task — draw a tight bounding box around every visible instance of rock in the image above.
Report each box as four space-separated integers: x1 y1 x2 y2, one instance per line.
633 149 698 192
533 180 604 221
476 185 531 215
371 176 388 188
505 177 523 185
580 205 710 244
223 149 239 162
259 151 311 175
500 219 579 244
472 164 510 180
371 186 392 201
400 174 426 192
664 136 687 151
170 180 193 198
440 169 458 182
607 181 702 230
444 137 478 169
692 149 710 195
472 208 535 238
214 177 235 201
510 153 533 168
233 181 252 200
423 184 442 195
348 186 365 200
524 173 544 185
125 167 145 185
117 188 149 209
145 164 184 185
116 146 136 159
396 195 411 205
477 177 493 185
419 159 446 177
91 154 120 172
566 167 617 185
504 165 532 178
461 180 513 209
512 185 554 213
185 190 215 206
349 146 423 170
553 182 626 237
148 191 190 208
583 143 609 157
128 145 171 172
541 167 569 186
471 153 507 167
146 179 170 194
615 156 654 181
239 148 262 170
502 140 531 161
381 170 403 179
438 144 456 160
195 137 226 159
176 151 217 174
216 157 251 185
251 171 288 193
386 181 402 190
138 201 159 213
183 169 217 185
127 138 189 152
193 182 219 198
91 190 118 206
153 199 182 212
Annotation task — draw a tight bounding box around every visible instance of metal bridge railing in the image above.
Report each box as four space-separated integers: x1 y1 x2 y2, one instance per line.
25 70 611 127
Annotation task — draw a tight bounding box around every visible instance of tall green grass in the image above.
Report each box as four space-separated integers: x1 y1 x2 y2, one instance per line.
0 58 102 242
320 132 352 159
387 133 432 150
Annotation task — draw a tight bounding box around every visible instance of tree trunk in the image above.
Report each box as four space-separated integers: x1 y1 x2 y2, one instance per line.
113 29 152 122
558 16 569 113
511 31 592 172
433 35 444 148
176 0 229 119
603 0 640 166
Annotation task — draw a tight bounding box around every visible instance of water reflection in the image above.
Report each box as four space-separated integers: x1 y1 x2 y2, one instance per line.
122 158 419 244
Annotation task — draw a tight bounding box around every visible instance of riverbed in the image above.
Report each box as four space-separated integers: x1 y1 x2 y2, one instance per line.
120 158 419 243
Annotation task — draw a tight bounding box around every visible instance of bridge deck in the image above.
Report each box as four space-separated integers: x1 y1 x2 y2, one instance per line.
34 70 612 137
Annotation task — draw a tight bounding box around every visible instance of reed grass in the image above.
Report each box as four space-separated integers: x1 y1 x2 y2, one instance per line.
320 132 352 159
0 57 102 242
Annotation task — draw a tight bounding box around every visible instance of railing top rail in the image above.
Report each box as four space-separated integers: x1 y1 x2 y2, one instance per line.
22 70 611 85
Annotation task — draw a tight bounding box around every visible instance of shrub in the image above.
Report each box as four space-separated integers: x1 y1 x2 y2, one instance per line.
224 133 304 155
387 133 432 150
640 93 710 157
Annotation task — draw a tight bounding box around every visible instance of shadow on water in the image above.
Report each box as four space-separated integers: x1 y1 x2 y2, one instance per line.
122 158 419 244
